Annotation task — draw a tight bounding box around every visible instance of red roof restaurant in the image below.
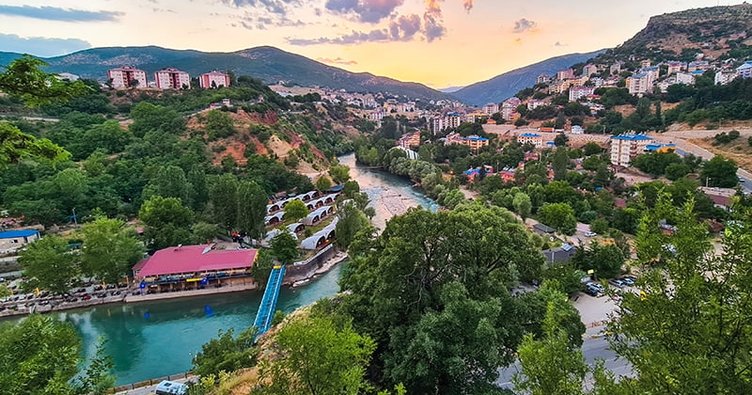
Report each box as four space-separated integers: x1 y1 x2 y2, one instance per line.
133 244 257 292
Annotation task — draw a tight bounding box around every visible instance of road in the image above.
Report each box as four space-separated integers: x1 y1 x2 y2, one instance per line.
650 132 752 194
115 377 193 395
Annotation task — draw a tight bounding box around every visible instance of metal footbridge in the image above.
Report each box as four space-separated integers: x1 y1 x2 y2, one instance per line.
253 264 286 337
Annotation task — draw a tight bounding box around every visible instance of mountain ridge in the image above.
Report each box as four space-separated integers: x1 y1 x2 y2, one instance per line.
0 45 452 102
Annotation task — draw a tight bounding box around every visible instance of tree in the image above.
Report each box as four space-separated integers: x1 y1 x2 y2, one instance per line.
539 203 577 235
128 102 184 137
192 222 219 243
284 199 308 222
209 174 239 229
582 142 603 156
513 192 532 220
701 155 738 188
335 202 372 249
19 235 78 294
315 175 333 192
270 231 298 265
664 162 691 181
1 122 70 167
81 217 144 283
236 180 267 239
552 147 569 181
192 327 258 377
0 55 89 106
256 312 376 395
143 165 193 204
341 203 545 393
204 109 235 139
572 242 625 279
590 218 609 235
554 132 568 147
328 164 351 185
251 250 276 290
138 195 194 250
0 314 113 395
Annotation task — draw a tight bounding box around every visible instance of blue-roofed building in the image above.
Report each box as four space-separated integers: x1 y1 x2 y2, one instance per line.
0 229 41 251
517 132 543 148
610 133 654 166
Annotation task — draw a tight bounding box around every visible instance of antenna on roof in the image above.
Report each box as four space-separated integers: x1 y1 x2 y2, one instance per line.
175 244 182 250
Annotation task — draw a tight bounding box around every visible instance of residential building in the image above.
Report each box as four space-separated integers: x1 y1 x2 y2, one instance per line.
571 125 584 134
536 74 552 84
56 72 80 82
610 133 653 166
688 60 710 73
715 69 739 85
517 132 544 148
675 72 695 85
737 61 752 79
465 135 490 152
626 72 655 95
431 112 463 134
666 61 686 75
107 66 147 89
569 86 595 102
199 70 231 88
482 103 499 115
0 229 40 251
609 63 622 75
132 244 258 291
527 99 545 110
464 111 487 123
640 59 652 68
501 97 521 121
542 243 577 263
582 64 598 77
590 77 605 88
397 131 421 149
155 68 191 90
556 69 575 80
641 66 660 81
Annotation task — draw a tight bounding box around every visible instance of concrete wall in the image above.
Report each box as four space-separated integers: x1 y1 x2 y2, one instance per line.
284 245 337 285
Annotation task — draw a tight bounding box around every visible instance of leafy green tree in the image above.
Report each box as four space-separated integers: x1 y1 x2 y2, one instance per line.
257 312 375 395
335 202 372 249
138 196 194 250
554 132 568 147
552 147 569 181
192 222 219 243
192 327 258 377
73 339 116 395
0 55 89 106
572 242 625 279
204 110 235 139
342 180 360 198
1 122 70 167
701 155 738 188
315 175 333 191
0 284 10 298
590 218 609 235
143 165 193 204
0 314 78 393
128 102 184 138
19 235 78 294
251 250 276 290
236 180 267 239
341 203 545 393
328 164 351 184
539 203 577 235
664 162 691 181
81 217 144 283
270 232 298 265
582 142 603 156
513 192 532 220
209 174 239 229
283 199 308 222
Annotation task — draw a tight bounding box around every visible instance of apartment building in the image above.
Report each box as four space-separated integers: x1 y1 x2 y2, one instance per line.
665 61 686 75
556 69 575 80
107 66 147 89
569 86 595 102
737 61 752 79
626 72 655 95
397 131 421 149
688 60 710 73
155 68 191 90
482 102 500 115
610 133 653 166
715 69 739 85
199 71 231 88
517 132 544 148
582 64 598 77
501 97 521 121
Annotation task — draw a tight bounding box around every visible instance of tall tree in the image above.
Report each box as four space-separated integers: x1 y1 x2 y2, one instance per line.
283 199 309 222
701 155 738 188
143 165 193 204
256 312 375 395
328 164 351 185
0 55 89 106
209 174 239 230
1 122 70 167
81 217 144 283
19 235 78 294
315 175 333 192
270 232 299 265
335 202 372 249
552 147 569 181
138 196 194 250
513 192 532 220
236 180 268 239
539 203 577 235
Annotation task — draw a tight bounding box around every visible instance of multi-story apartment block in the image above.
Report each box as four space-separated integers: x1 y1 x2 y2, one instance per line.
517 132 544 148
715 69 739 85
626 72 655 95
556 69 575 80
737 61 752 79
107 66 147 89
444 133 489 152
665 61 686 75
482 103 499 115
155 68 191 90
527 99 545 110
431 112 463 134
582 64 598 77
569 86 595 102
641 66 660 81
536 74 552 84
397 131 421 149
610 62 623 75
610 133 653 167
199 71 230 88
687 60 710 73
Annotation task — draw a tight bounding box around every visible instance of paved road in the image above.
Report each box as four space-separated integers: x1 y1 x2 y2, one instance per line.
115 377 193 395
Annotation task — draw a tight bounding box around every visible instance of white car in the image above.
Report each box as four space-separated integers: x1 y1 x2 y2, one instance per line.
584 231 597 237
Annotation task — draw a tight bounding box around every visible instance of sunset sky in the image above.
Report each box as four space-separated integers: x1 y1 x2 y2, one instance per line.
0 0 740 88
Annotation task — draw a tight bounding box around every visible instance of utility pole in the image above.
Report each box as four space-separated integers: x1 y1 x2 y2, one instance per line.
71 208 78 226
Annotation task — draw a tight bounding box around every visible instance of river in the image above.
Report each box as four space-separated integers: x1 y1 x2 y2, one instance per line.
3 153 437 385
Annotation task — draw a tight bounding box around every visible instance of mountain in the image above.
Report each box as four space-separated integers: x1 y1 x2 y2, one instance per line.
0 45 450 102
438 86 465 93
450 50 604 106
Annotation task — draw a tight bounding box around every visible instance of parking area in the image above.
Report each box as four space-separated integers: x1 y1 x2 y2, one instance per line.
0 280 131 317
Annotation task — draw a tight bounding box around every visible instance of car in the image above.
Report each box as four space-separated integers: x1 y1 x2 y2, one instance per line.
155 380 188 395
609 279 626 288
82 294 92 301
584 231 597 237
621 276 636 286
584 284 600 296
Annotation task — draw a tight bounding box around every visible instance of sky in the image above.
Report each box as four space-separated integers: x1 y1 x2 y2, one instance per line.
0 0 741 88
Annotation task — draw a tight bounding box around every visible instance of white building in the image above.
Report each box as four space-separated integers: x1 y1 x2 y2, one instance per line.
556 69 575 80
107 66 147 89
527 99 545 110
582 64 598 77
610 133 653 167
431 112 463 134
482 103 499 115
666 61 686 75
199 71 230 89
571 125 584 134
501 97 522 121
715 70 739 85
688 61 710 73
536 74 551 84
626 72 655 95
737 61 752 79
155 68 191 90
569 86 595 102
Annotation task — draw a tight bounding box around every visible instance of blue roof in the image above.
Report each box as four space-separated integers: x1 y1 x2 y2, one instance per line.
464 168 481 176
0 229 39 239
611 133 652 141
519 132 541 138
465 135 488 142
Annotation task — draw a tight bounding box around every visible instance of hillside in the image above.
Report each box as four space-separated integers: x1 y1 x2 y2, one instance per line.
451 50 604 106
0 46 450 102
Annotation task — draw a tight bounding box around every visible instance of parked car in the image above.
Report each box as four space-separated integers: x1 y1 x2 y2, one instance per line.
584 231 597 237
609 279 626 288
584 283 602 296
621 276 636 286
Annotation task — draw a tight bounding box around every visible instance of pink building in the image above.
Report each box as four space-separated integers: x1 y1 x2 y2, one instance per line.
200 71 231 89
155 68 191 90
107 66 147 89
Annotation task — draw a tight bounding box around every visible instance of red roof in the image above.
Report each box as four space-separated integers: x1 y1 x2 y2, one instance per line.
135 244 257 278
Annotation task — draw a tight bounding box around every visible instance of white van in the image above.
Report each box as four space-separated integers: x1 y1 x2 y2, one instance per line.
155 380 187 395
